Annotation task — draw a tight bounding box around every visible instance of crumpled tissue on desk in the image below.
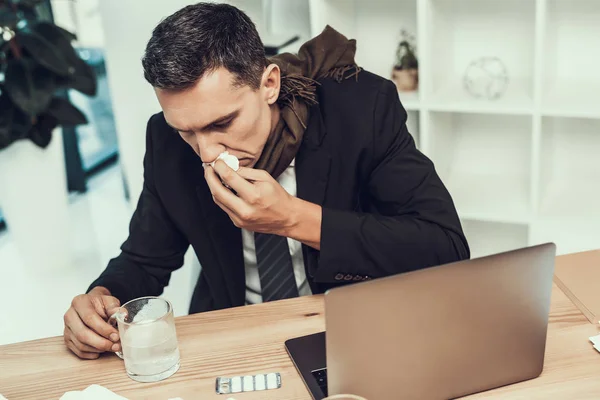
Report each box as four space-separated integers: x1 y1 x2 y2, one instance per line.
59 385 128 400
56 384 183 400
0 385 193 400
590 333 600 353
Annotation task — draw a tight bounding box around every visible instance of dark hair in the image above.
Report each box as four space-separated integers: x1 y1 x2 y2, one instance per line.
142 2 267 90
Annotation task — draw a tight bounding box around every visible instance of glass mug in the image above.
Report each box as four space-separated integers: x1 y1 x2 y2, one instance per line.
110 297 181 383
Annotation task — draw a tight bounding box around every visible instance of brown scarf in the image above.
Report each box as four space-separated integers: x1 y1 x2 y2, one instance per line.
254 25 361 179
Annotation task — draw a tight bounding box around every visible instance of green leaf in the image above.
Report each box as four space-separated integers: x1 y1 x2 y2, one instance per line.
0 6 20 29
31 21 77 42
4 59 55 116
15 30 72 76
56 57 97 96
16 5 39 21
28 114 57 148
16 0 46 7
29 22 96 95
45 97 88 125
0 94 32 150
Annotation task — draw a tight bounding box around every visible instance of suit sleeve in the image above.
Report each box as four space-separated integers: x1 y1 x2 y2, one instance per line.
87 115 189 303
316 80 470 282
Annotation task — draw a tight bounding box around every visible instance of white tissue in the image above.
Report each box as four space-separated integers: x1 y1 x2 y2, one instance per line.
203 151 239 171
59 385 128 400
59 385 185 400
589 334 600 346
0 393 8 400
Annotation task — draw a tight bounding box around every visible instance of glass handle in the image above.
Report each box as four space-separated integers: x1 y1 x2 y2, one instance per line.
109 312 124 359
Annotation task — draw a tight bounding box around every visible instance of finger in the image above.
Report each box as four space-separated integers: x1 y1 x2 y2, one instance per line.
76 297 119 341
67 339 100 360
103 299 122 322
66 326 105 353
205 166 250 213
236 166 272 182
212 160 257 201
95 295 120 319
66 308 114 351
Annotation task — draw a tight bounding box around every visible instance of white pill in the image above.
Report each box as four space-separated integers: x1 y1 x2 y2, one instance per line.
243 375 254 391
266 373 279 389
254 374 266 390
231 376 242 393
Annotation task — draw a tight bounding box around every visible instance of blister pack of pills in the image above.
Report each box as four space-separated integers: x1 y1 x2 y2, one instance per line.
216 372 281 395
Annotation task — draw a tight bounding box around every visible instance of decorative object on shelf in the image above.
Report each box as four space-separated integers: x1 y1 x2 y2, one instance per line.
463 57 509 100
0 0 97 270
391 29 418 92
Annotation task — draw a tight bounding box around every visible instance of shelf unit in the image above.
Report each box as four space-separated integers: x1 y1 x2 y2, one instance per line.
309 0 600 257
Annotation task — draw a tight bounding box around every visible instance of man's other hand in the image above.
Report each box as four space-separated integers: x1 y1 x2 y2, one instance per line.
63 286 121 359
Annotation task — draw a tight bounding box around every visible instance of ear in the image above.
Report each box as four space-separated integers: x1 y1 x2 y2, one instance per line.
262 64 281 105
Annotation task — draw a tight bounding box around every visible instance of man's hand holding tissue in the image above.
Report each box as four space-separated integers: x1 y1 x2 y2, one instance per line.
205 160 322 250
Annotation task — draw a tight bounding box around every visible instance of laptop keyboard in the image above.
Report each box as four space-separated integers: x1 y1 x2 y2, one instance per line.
312 368 328 397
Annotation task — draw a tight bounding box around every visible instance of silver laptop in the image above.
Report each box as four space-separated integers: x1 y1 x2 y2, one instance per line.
285 243 557 399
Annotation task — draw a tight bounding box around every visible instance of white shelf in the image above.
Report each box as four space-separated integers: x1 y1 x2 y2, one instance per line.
530 217 600 256
446 173 531 225
427 0 536 110
428 80 533 116
461 219 529 260
353 0 417 81
398 90 420 111
541 0 600 119
539 116 600 218
406 110 420 149
542 83 600 120
310 0 417 80
430 111 533 223
540 178 600 219
306 0 600 258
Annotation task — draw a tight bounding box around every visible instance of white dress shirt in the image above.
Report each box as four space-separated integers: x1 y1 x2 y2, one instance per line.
242 159 313 304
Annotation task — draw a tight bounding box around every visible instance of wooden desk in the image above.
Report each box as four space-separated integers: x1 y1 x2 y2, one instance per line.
1 283 599 399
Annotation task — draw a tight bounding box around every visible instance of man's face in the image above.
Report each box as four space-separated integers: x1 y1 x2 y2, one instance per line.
156 66 280 168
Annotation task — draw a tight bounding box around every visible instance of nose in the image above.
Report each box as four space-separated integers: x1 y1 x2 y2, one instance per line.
195 133 225 163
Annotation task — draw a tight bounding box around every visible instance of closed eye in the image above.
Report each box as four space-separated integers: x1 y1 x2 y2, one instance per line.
212 119 233 131
176 129 192 136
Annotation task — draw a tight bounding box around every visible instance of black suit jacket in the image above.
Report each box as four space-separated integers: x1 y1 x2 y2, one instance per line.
88 71 470 314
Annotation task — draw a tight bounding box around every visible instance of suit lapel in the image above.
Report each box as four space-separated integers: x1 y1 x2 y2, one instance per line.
296 104 331 206
195 182 245 308
295 105 331 283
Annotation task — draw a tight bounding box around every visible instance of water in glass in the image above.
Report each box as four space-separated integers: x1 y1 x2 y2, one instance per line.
122 320 180 378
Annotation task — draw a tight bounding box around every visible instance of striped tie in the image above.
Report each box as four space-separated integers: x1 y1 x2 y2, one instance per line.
254 232 299 302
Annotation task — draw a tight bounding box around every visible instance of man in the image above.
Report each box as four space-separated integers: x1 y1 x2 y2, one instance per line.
63 2 469 359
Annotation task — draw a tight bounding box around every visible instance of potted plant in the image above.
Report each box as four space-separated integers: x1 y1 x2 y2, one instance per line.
0 0 96 269
391 29 418 92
